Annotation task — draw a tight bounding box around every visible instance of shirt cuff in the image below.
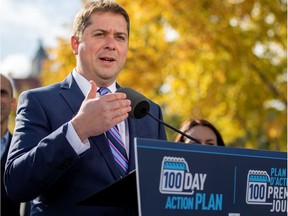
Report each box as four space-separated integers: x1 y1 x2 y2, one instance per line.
66 121 90 155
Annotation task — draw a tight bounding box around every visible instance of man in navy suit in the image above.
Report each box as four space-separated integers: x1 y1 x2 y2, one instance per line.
4 1 166 215
1 73 20 216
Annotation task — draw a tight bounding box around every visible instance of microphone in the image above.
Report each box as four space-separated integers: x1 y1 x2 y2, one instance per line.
116 87 150 119
116 87 200 143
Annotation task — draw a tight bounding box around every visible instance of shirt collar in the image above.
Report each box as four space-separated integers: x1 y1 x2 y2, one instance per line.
72 69 116 97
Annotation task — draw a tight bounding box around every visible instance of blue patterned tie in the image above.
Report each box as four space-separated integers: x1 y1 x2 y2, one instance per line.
98 87 128 177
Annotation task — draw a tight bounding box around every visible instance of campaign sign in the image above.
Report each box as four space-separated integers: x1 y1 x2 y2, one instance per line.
134 138 287 216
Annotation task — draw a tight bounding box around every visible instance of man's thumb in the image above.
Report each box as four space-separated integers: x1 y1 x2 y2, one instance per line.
86 80 97 99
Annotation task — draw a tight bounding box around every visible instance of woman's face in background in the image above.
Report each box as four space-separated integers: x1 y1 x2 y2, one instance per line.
185 125 217 146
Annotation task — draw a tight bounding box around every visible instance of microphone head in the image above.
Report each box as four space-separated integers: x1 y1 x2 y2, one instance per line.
116 87 150 119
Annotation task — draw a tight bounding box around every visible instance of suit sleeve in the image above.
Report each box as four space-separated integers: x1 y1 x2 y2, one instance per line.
4 90 79 202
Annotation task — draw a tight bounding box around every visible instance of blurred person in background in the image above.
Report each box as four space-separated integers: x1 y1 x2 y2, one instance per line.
1 73 20 216
175 118 225 146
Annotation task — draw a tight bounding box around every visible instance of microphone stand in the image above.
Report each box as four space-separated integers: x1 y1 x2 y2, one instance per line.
146 112 201 144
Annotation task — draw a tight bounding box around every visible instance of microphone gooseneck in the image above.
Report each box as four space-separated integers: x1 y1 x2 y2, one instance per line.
117 87 200 144
146 113 200 144
116 87 150 119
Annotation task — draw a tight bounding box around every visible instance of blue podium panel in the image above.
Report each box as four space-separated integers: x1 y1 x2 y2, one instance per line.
135 138 287 216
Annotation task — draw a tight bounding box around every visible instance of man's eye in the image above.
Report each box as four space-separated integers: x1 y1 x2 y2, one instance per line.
94 33 104 37
116 35 126 41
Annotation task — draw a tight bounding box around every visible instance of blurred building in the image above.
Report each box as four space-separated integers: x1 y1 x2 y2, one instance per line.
31 40 48 78
13 40 47 96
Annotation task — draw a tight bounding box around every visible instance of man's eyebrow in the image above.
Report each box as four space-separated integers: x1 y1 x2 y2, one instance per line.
92 29 128 36
115 32 127 35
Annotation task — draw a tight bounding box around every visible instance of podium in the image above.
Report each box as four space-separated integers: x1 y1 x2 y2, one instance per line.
79 170 137 207
80 138 287 216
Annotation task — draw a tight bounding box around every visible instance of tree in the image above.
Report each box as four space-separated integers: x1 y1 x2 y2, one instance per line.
41 37 75 85
41 0 287 151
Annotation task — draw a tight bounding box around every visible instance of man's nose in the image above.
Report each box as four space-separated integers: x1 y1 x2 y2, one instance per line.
104 36 116 50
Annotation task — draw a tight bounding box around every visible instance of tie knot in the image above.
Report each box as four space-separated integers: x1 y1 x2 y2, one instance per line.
99 87 110 96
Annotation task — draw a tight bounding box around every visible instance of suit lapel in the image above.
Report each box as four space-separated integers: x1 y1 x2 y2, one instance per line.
127 119 137 172
89 136 120 179
127 117 153 172
59 73 84 115
116 83 137 172
59 73 120 180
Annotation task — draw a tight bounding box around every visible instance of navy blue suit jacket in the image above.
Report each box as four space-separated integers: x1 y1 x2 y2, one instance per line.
1 132 20 216
4 73 167 215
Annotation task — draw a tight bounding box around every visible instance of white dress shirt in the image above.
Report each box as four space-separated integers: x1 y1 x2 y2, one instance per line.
66 69 129 156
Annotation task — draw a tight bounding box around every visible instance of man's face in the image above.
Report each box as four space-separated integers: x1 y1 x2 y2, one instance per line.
72 12 129 87
0 75 15 125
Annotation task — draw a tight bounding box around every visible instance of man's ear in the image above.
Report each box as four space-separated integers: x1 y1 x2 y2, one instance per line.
71 35 79 55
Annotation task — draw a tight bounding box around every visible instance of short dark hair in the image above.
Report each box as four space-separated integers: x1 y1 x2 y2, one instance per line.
73 0 130 40
175 118 225 146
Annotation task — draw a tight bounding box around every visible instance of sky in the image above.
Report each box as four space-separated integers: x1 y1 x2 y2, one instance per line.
0 0 83 78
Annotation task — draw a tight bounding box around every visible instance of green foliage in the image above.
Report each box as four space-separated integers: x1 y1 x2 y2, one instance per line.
41 0 287 151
